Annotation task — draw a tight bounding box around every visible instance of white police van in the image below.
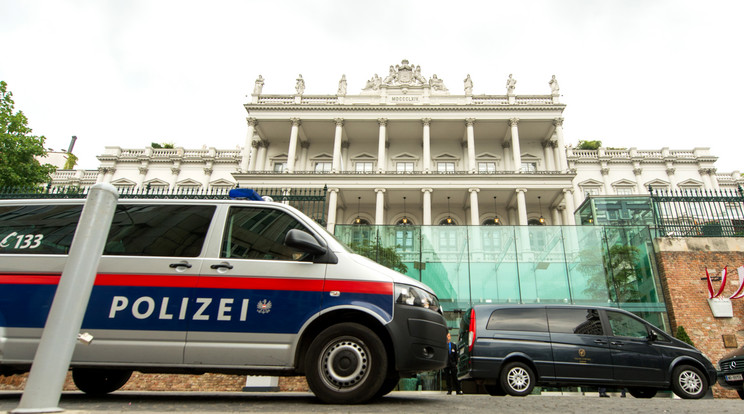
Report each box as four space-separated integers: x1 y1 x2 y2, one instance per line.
0 190 447 403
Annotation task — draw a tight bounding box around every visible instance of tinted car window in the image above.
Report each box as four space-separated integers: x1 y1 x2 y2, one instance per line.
104 205 215 257
0 205 82 254
548 308 604 335
486 308 548 332
607 311 648 339
221 206 310 261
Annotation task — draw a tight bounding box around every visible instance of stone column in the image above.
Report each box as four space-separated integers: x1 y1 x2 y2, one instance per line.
666 164 677 190
601 166 612 194
507 207 516 226
466 118 476 173
256 141 268 171
340 141 350 172
422 118 431 173
552 140 563 173
332 118 344 172
543 141 555 171
326 188 339 233
699 168 713 190
510 118 522 173
299 141 310 171
502 141 512 171
634 166 645 194
516 188 528 225
553 118 567 171
202 165 213 190
553 206 563 225
247 140 260 171
469 188 480 225
377 118 388 173
137 165 148 189
286 118 301 173
422 188 432 225
563 188 576 225
241 118 257 171
169 165 180 192
375 188 386 224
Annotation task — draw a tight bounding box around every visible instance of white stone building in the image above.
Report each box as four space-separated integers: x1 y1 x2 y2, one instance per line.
51 60 743 230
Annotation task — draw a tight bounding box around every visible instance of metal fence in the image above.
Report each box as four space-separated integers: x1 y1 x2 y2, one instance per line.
0 184 328 224
650 186 744 237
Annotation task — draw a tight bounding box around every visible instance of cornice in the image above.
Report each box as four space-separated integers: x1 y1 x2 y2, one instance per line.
244 104 566 112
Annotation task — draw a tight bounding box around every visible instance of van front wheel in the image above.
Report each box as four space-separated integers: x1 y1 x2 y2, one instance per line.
72 368 132 395
671 365 708 399
499 361 535 396
305 323 387 404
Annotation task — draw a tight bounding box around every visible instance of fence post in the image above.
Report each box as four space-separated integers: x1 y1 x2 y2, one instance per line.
12 183 119 413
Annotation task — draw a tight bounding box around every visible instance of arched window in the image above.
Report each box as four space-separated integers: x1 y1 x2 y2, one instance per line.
395 218 414 252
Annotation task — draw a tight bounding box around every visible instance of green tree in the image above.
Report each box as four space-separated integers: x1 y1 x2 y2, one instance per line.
348 239 408 274
63 152 78 170
576 140 602 150
581 244 642 303
0 81 56 187
674 326 695 347
151 142 175 149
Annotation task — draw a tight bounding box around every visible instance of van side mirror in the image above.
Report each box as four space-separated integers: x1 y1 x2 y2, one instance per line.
285 229 327 256
647 330 658 342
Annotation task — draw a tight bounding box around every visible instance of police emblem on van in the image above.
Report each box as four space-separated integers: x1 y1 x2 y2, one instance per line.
257 299 272 314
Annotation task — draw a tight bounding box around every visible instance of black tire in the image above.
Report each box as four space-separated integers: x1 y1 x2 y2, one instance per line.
71 368 132 395
305 323 387 404
484 383 506 396
373 374 401 399
671 365 708 399
499 361 535 397
628 387 657 398
736 389 744 400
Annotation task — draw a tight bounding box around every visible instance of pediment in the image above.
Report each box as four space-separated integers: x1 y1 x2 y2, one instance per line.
579 178 604 187
110 178 136 186
433 153 459 160
351 152 377 160
209 178 236 187
177 178 203 187
476 152 501 160
644 178 670 188
521 153 540 160
270 153 288 160
391 152 419 160
310 153 333 160
144 178 169 187
677 178 704 187
611 179 637 187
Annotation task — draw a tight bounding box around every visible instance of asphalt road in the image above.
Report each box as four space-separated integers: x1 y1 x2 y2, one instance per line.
1 391 742 414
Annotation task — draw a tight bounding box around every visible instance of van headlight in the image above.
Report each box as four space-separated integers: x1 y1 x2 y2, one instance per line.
395 284 440 313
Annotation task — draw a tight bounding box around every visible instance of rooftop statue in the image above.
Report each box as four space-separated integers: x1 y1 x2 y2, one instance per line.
363 74 382 90
464 74 473 95
383 65 397 84
506 74 516 95
253 75 264 95
295 74 305 95
429 74 448 91
549 75 560 94
338 74 347 96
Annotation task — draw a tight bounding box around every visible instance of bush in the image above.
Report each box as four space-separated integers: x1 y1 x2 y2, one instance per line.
675 326 695 347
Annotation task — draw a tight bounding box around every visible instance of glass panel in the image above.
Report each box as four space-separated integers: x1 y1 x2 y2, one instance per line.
221 206 309 261
0 205 82 255
486 308 548 332
548 308 603 335
606 310 648 338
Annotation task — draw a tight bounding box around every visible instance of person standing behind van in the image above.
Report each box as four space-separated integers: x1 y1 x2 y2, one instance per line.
444 332 462 394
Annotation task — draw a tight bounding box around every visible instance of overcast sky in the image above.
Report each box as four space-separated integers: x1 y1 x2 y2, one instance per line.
1 0 743 172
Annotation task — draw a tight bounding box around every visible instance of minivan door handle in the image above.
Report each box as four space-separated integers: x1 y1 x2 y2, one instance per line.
210 263 234 270
594 339 607 345
610 341 623 346
169 261 193 269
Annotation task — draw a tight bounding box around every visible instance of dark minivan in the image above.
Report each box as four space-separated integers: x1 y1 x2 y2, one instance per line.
458 305 716 399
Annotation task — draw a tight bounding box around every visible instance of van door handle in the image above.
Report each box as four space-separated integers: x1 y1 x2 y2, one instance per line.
210 263 234 270
611 341 623 346
594 339 607 345
169 262 192 269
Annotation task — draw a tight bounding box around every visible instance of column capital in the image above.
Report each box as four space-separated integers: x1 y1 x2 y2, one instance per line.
300 141 310 149
633 167 643 176
374 188 386 193
421 117 432 126
509 118 519 127
341 141 350 149
251 140 261 148
515 188 527 194
666 167 676 175
502 140 511 148
290 118 301 127
553 117 565 127
246 117 258 127
138 167 148 175
465 118 476 127
562 187 574 194
328 187 340 194
378 118 388 126
556 205 566 211
334 118 344 127
171 167 181 176
203 167 213 176
421 188 433 194
600 167 610 176
468 187 480 193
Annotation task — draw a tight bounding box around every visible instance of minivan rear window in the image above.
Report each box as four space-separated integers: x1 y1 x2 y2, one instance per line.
486 308 548 332
0 204 215 257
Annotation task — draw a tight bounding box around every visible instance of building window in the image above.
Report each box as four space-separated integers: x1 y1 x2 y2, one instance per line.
478 162 496 173
355 162 373 172
273 162 287 173
520 162 537 172
397 162 414 173
314 162 332 173
395 221 414 252
437 162 455 173
616 187 634 195
583 187 600 197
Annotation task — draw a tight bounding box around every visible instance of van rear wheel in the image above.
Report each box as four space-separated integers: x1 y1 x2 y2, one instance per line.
499 361 535 397
305 323 387 404
72 368 132 395
628 387 657 398
671 365 708 399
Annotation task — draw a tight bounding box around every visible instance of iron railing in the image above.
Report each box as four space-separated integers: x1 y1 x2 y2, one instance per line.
0 185 328 225
650 186 744 237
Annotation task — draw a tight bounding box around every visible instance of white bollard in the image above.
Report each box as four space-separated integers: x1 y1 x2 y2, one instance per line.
13 183 119 413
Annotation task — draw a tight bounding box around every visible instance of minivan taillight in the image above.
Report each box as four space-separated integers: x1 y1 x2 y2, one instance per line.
467 308 476 352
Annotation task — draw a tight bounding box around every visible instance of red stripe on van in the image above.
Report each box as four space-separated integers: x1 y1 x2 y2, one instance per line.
324 280 393 295
0 274 60 284
95 274 198 288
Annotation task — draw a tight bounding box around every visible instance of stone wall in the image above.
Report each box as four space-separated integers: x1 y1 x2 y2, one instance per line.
654 237 744 399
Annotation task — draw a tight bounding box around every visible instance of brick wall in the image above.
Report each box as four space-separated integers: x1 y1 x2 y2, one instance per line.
654 237 744 399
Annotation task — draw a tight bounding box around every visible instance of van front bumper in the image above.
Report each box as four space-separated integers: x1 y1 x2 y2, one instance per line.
387 304 448 374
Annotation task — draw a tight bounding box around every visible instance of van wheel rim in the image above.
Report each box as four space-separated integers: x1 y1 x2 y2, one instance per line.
679 370 702 395
321 339 368 389
507 367 530 391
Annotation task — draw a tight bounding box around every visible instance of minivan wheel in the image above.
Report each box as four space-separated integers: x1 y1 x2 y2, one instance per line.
305 323 387 404
373 374 400 399
737 389 744 400
671 365 708 399
499 361 535 397
71 368 132 395
628 387 657 398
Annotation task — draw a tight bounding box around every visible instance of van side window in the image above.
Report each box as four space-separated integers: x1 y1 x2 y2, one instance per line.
486 308 548 332
606 311 648 339
104 205 215 257
0 205 82 254
548 309 604 335
221 206 309 261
